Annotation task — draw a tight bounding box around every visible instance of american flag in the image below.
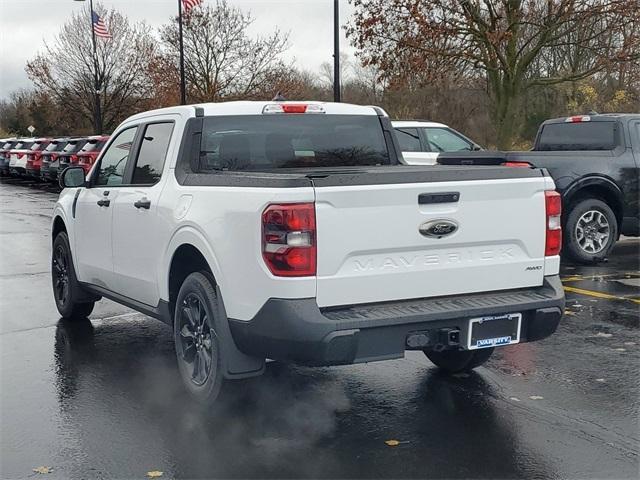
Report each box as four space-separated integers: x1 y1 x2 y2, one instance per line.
92 11 112 39
182 0 203 14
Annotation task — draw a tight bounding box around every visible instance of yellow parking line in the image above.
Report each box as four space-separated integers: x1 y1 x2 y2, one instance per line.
561 273 640 283
563 286 640 305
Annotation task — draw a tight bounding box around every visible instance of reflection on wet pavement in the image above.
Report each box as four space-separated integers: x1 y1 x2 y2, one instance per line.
1 180 639 479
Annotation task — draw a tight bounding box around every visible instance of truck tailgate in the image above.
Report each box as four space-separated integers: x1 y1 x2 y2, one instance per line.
312 168 549 308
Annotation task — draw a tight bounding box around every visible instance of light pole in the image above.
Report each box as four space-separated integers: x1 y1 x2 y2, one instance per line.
74 0 102 134
333 0 341 103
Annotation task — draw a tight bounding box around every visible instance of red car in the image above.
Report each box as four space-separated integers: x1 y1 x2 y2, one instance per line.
24 138 53 179
76 135 110 174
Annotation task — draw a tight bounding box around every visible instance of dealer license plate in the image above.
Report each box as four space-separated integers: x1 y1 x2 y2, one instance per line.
467 313 522 350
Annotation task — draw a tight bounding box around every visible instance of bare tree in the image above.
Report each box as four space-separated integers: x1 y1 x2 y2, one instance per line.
160 0 290 102
319 52 353 90
347 0 640 148
26 3 155 133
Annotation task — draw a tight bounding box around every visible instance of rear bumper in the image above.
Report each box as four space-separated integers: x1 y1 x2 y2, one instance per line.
229 275 565 366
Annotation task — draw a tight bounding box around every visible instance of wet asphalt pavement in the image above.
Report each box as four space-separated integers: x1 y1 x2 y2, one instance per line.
1 179 639 479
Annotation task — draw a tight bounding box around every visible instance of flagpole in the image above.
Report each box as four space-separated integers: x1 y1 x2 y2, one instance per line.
178 0 187 105
89 0 102 133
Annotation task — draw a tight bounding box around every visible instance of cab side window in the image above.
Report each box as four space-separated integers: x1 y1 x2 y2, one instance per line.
131 122 174 185
94 127 138 186
395 128 423 152
423 128 472 152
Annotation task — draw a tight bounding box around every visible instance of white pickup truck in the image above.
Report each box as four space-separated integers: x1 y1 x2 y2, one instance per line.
53 101 564 404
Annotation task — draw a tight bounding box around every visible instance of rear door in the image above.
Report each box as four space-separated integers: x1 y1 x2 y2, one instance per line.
111 119 176 306
313 170 549 308
74 126 138 287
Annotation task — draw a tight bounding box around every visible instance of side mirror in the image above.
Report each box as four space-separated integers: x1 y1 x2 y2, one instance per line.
59 166 86 189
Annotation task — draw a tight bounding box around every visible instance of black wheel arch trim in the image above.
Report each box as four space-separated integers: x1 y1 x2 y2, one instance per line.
562 175 624 218
562 175 623 202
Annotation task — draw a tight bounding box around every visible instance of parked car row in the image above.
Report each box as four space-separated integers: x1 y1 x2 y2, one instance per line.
0 135 110 182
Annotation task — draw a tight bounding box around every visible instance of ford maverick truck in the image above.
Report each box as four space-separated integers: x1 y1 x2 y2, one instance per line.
52 101 564 404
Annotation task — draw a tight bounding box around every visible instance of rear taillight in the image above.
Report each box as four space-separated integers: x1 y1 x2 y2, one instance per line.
502 161 531 168
545 191 562 256
262 203 316 277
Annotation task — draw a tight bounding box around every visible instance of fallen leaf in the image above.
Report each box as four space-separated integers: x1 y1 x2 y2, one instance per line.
564 311 577 316
614 348 626 352
146 471 163 478
529 395 544 400
595 378 605 382
509 397 520 402
594 332 613 338
623 342 636 346
385 440 400 446
33 467 52 475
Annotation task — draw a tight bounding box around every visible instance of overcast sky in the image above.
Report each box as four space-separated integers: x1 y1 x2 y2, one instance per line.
0 0 356 99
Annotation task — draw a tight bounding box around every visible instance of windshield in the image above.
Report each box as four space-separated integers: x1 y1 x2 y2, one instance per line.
199 115 390 171
538 122 617 151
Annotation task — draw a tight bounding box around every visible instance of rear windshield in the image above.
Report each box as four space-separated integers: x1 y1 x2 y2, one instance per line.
199 115 390 171
1 142 16 150
62 140 87 153
14 142 34 150
79 139 107 152
537 122 617 151
45 141 68 152
31 141 47 151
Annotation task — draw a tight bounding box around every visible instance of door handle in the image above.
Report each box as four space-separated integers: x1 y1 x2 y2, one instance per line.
134 198 151 209
97 199 110 207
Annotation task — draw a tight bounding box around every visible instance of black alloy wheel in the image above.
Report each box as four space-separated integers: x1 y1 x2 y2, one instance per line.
173 271 224 404
52 243 70 307
177 293 215 386
51 232 95 320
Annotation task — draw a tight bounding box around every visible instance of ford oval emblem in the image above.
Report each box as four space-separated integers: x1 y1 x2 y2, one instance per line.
419 219 458 238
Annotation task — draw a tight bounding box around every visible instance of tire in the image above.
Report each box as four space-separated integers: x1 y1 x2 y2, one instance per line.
424 347 494 373
52 232 95 320
564 198 618 264
174 271 224 405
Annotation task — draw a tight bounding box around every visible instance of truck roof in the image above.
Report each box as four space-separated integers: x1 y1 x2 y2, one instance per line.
543 113 640 125
125 101 385 123
392 120 448 128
